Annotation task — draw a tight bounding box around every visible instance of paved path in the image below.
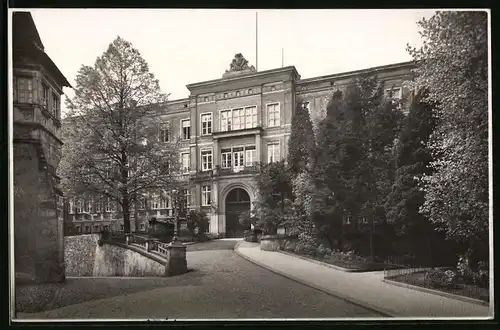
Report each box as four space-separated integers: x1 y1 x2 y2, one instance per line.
16 239 379 320
235 242 493 319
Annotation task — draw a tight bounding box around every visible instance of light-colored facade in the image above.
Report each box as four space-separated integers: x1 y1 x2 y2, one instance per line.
65 54 413 238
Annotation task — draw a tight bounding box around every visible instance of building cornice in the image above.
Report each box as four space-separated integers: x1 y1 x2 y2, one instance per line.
186 66 301 92
297 61 414 86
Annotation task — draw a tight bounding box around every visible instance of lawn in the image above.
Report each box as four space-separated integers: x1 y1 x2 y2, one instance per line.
288 250 401 272
387 271 489 303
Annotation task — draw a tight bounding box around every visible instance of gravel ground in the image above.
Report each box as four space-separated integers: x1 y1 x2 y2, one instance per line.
16 239 379 319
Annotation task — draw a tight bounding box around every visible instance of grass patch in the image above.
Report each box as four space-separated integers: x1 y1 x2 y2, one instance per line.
387 271 489 303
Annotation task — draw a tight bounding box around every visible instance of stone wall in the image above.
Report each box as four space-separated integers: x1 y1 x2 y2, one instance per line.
64 234 166 277
14 141 64 284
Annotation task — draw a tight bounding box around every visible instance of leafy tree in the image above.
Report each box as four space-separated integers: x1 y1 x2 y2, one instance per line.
252 160 293 234
408 11 489 264
187 209 209 235
288 100 316 176
59 37 180 233
386 89 437 262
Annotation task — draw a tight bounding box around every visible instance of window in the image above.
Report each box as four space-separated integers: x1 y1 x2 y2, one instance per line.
160 195 168 209
76 226 81 234
233 148 244 170
205 221 210 234
245 146 256 166
74 199 83 214
201 149 213 171
224 93 228 98
267 103 280 127
220 110 231 132
105 199 114 212
68 227 72 234
140 223 145 231
41 83 49 108
202 185 212 206
248 89 253 94
159 123 170 142
221 149 232 168
85 226 90 234
201 113 212 135
271 85 276 91
120 224 124 231
345 216 351 225
181 119 191 140
267 142 280 163
386 87 402 100
17 78 33 103
181 152 190 173
362 217 368 224
52 93 60 118
204 96 208 102
103 225 109 231
236 91 241 96
151 195 160 210
183 189 191 207
244 106 257 129
94 225 100 233
232 108 245 130
85 200 92 213
95 201 102 213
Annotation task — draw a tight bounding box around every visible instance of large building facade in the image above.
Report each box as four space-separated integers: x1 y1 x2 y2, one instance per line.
13 12 71 282
64 54 413 238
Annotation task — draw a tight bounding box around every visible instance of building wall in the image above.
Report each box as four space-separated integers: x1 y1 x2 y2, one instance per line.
65 62 413 237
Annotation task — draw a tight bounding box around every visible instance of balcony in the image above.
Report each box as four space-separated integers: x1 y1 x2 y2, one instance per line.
217 163 260 176
212 126 263 140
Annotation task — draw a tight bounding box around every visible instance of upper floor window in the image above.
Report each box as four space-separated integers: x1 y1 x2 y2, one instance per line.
221 149 232 168
201 113 212 135
223 93 228 99
181 152 190 173
267 103 280 127
181 119 191 140
267 142 281 163
232 108 245 130
151 195 160 210
16 77 33 103
236 91 241 97
386 87 402 100
202 185 212 206
41 83 49 109
52 93 60 118
248 89 253 94
245 146 256 167
245 106 257 129
204 96 209 102
159 122 170 142
201 149 213 171
220 110 231 132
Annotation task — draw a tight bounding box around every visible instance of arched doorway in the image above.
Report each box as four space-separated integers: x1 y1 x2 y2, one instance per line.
225 188 251 238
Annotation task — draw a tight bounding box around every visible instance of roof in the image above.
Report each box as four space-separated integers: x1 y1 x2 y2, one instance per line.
12 11 72 88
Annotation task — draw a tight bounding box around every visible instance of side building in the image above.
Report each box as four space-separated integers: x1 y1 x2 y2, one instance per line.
63 54 413 238
12 12 71 283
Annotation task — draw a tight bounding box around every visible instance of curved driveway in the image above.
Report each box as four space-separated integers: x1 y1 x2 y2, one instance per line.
17 239 380 319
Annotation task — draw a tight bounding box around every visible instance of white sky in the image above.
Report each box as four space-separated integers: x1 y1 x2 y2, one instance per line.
21 9 436 116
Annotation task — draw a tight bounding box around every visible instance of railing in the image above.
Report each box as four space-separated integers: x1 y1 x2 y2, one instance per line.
156 242 169 256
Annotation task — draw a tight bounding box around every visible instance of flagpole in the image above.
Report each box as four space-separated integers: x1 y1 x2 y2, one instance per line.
282 48 284 68
256 12 258 71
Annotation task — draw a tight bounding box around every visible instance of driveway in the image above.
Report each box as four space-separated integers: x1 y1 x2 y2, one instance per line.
16 239 380 319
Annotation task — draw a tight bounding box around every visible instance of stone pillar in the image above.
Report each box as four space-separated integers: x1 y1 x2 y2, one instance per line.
195 183 201 208
166 238 187 276
213 139 220 167
256 133 262 163
212 180 219 233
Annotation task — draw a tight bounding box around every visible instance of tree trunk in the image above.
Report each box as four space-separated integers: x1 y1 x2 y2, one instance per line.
370 219 375 261
123 196 131 233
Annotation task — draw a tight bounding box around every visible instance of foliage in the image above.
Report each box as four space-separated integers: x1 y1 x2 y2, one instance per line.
187 209 209 235
426 269 459 289
408 12 489 253
252 160 293 234
288 100 316 175
58 36 179 233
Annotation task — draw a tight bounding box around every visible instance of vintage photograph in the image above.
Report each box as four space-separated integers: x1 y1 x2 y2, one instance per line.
9 8 492 321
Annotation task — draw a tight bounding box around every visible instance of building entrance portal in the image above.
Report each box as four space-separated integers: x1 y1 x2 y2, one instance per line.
225 188 251 238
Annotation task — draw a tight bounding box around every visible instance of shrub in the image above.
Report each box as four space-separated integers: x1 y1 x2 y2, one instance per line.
316 244 327 258
243 230 252 237
426 268 459 289
473 261 489 288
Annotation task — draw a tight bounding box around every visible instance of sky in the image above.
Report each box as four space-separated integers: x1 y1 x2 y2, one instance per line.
18 9 436 116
